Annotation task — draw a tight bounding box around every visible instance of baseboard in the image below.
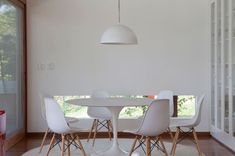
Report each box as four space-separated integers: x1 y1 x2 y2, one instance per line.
26 131 211 139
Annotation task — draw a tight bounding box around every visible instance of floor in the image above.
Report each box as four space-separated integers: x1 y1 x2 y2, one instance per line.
5 135 235 156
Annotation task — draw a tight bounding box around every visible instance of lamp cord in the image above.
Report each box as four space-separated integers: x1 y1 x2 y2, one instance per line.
118 0 120 23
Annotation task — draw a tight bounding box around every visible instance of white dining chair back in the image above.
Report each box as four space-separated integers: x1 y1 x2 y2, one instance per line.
137 99 169 136
87 91 111 119
39 93 52 121
157 90 174 117
44 97 70 134
191 95 205 127
170 94 205 156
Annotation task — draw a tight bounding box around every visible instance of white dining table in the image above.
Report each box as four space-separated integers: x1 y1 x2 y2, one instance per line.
66 97 153 156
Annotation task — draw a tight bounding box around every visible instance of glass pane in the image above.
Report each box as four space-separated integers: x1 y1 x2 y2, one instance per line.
211 2 216 126
217 0 222 129
0 0 24 137
177 95 196 117
224 0 229 133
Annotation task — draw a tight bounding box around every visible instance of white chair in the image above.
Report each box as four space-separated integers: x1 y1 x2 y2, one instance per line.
44 97 86 156
125 99 170 156
39 94 79 153
157 90 174 117
170 95 205 156
157 90 174 140
87 91 112 146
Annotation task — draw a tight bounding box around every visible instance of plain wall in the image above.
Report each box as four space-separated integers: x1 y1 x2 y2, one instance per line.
27 0 210 132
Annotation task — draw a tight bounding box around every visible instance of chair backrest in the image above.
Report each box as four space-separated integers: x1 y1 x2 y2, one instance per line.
87 91 112 119
0 110 6 134
191 95 205 127
44 97 71 134
137 99 169 137
157 90 174 117
39 93 52 121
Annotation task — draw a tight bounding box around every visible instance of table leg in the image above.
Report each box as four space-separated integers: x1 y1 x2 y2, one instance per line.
91 106 127 156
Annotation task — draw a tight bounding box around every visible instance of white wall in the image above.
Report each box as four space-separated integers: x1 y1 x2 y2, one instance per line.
27 0 210 132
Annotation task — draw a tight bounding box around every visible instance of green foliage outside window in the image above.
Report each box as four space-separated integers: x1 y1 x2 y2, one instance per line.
0 4 17 82
177 96 195 117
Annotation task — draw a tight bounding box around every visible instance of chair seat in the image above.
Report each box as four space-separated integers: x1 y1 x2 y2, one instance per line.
89 114 112 120
66 117 79 123
170 117 194 128
123 129 139 135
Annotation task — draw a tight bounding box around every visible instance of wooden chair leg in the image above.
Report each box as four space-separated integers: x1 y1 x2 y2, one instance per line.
92 120 98 146
128 136 138 156
171 127 180 156
61 134 65 156
76 135 87 156
159 136 168 156
168 127 174 141
39 128 50 153
146 136 151 156
67 136 71 156
108 120 113 130
107 120 112 140
140 135 145 142
46 133 56 156
87 119 96 142
192 128 202 156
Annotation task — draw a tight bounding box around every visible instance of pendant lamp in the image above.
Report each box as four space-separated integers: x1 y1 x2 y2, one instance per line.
100 0 138 45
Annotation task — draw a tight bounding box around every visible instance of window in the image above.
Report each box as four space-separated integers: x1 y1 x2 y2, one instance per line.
177 95 196 117
54 95 196 119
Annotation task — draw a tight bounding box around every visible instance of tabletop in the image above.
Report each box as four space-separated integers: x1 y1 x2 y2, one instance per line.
66 97 153 107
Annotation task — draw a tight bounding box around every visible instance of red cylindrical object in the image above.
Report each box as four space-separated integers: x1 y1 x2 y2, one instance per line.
0 110 6 156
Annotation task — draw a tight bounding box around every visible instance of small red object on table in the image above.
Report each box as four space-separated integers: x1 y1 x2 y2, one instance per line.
0 110 6 156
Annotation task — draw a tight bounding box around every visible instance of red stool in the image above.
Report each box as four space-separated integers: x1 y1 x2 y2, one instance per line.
0 110 6 156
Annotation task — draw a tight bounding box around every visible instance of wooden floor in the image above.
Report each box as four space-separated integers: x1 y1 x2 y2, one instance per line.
6 135 235 156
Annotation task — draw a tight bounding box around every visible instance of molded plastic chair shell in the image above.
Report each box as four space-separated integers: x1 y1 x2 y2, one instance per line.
39 93 52 121
191 94 205 127
133 99 170 137
170 95 205 128
157 90 174 117
41 93 78 124
87 91 112 120
44 97 73 134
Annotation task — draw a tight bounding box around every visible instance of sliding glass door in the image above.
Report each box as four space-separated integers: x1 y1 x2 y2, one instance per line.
0 0 26 147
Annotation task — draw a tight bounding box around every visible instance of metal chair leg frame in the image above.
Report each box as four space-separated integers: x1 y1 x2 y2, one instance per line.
129 135 168 156
88 119 113 146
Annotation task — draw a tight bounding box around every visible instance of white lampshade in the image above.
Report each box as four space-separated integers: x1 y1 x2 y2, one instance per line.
100 24 138 45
